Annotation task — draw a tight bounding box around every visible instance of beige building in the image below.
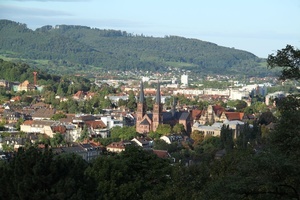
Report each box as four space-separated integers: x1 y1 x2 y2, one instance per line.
21 120 56 137
192 120 248 139
106 141 131 153
18 80 36 92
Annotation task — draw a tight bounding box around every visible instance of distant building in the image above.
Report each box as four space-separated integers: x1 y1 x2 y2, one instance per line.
192 119 249 139
17 80 36 92
265 91 286 106
181 74 188 87
0 79 10 89
106 141 131 153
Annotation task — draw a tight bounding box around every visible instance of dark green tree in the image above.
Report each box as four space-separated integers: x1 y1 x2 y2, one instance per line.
110 126 137 140
50 133 65 147
156 124 172 136
267 44 300 80
127 90 137 111
86 145 171 200
220 125 234 152
172 123 185 134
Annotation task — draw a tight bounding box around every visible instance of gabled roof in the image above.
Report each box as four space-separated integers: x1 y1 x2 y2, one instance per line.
31 108 56 119
106 141 130 149
31 102 48 109
23 120 33 125
191 109 202 120
10 96 21 101
179 112 190 120
73 90 85 99
152 149 170 159
225 112 244 121
212 105 225 116
140 118 150 125
85 120 106 129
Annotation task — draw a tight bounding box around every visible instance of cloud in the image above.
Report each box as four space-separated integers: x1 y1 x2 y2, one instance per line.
0 5 73 17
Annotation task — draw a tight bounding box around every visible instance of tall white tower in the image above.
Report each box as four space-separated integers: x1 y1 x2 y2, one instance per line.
181 74 188 87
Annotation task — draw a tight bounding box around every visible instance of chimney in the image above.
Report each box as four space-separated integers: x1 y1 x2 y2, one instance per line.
33 72 38 85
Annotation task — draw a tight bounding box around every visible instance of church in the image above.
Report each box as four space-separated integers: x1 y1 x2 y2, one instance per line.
135 81 192 134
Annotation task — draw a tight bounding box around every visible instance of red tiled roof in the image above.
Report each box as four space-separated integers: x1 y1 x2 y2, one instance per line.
152 149 170 159
11 96 21 101
23 120 33 125
106 141 126 149
191 109 202 120
85 120 106 129
225 112 244 121
213 105 225 116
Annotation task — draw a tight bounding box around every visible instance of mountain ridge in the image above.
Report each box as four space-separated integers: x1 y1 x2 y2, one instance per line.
0 19 271 77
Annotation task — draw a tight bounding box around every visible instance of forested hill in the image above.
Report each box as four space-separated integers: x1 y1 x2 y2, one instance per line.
0 19 267 76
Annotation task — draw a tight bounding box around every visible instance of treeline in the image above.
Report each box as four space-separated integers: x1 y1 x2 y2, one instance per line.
0 59 90 91
0 20 269 76
0 59 60 84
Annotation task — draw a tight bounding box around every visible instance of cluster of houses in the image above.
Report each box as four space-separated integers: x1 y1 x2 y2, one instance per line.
0 78 272 162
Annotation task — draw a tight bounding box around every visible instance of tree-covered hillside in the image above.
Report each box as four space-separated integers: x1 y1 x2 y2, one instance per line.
0 19 269 76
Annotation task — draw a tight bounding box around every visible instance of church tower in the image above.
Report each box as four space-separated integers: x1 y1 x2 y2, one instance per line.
152 81 162 131
136 81 146 130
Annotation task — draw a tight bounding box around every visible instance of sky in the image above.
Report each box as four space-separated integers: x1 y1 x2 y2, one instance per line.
0 0 300 58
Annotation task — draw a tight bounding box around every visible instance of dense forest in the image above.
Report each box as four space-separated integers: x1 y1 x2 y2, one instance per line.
0 19 270 76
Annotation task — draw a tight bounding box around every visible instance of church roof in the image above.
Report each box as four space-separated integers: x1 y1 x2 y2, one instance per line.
140 118 150 125
179 112 190 120
160 111 190 122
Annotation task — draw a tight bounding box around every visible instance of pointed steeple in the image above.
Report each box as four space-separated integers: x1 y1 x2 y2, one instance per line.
171 96 176 117
155 81 161 104
139 81 144 103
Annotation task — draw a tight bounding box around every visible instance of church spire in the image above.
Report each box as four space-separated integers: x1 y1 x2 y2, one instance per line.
139 81 144 103
171 96 176 117
155 81 161 104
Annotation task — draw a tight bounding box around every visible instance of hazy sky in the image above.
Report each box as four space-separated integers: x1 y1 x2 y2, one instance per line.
1 0 299 58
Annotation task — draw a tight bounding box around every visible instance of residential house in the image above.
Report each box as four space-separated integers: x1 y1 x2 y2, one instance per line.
131 136 152 149
152 149 174 162
63 123 80 142
2 110 22 123
31 108 56 120
106 141 131 153
20 120 56 137
160 135 183 144
100 115 123 129
85 120 108 138
73 91 95 101
0 79 10 89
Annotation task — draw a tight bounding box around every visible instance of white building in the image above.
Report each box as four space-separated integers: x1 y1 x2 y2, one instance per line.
265 91 286 105
181 74 188 86
229 89 249 100
204 88 230 96
100 116 123 129
173 89 204 95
